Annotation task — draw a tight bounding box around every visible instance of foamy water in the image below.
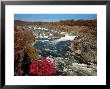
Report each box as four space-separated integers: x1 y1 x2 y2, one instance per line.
52 33 76 44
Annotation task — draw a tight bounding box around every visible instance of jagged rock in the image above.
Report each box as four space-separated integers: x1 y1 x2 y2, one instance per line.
69 32 97 64
69 63 97 76
53 56 97 76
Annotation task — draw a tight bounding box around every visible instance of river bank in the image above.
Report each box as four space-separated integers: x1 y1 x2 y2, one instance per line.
32 31 97 76
14 19 97 76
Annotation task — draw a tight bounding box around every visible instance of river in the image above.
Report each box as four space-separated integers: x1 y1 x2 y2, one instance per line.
33 33 76 57
33 33 97 76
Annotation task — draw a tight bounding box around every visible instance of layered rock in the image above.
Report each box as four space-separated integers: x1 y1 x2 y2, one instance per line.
69 29 97 64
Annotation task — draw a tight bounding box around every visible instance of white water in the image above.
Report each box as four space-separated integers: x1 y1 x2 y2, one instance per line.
35 32 76 44
52 33 76 44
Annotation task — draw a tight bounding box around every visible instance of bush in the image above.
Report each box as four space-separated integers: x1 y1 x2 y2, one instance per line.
29 57 56 76
27 46 38 62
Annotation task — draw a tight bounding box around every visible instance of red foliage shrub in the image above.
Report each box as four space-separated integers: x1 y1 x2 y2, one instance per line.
29 57 56 76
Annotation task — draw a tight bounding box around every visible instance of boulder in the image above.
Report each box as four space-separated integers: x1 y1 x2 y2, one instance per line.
69 33 97 64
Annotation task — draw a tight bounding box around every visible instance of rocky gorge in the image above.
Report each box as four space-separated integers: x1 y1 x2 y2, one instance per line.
14 19 97 76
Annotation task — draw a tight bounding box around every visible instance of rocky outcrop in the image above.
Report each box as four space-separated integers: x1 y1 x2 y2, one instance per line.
14 27 37 76
69 29 97 64
54 56 97 76
67 63 97 76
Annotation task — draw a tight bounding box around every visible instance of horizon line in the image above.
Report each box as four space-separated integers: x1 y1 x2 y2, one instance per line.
14 19 97 23
14 14 97 22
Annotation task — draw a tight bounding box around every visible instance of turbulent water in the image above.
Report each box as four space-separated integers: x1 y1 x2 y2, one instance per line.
52 34 76 44
33 33 75 57
33 33 97 76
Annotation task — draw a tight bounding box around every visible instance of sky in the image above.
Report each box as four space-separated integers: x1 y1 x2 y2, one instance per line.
14 14 97 22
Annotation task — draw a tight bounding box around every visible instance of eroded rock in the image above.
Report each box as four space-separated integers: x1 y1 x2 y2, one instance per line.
69 32 97 64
